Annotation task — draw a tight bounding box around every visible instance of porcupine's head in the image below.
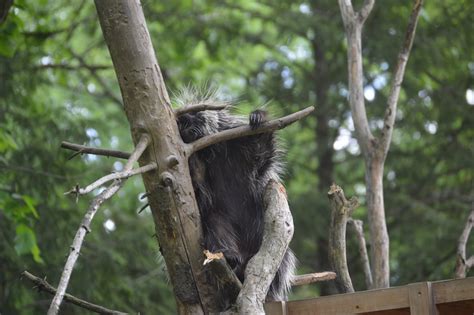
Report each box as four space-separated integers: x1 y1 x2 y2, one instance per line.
174 87 235 143
177 111 220 143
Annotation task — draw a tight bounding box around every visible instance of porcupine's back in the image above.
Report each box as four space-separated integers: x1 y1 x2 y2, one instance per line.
174 88 296 304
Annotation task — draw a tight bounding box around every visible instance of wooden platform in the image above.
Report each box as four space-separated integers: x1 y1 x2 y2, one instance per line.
265 277 474 315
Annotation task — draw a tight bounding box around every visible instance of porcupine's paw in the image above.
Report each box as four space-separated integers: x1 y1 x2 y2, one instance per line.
249 109 268 129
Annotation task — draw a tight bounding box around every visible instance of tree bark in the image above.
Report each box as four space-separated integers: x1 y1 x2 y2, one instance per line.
328 184 358 293
365 158 389 288
455 210 474 278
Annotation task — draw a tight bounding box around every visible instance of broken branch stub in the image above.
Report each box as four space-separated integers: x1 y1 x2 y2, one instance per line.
328 184 358 294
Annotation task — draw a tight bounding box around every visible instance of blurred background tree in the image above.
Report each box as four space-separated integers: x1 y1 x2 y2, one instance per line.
0 0 472 313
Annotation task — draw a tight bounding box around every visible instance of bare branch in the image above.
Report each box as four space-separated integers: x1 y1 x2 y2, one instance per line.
61 141 131 159
328 184 359 293
455 210 474 278
174 103 230 116
230 180 293 314
291 272 337 286
47 134 150 315
380 0 423 158
357 0 375 23
65 163 157 196
338 0 374 156
189 106 314 154
21 271 128 315
338 0 355 28
33 63 112 71
348 218 373 289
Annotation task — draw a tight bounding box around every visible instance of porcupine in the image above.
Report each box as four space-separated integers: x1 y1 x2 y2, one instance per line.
174 88 296 305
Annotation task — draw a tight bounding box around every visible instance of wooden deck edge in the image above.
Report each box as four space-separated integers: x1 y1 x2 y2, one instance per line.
264 277 474 315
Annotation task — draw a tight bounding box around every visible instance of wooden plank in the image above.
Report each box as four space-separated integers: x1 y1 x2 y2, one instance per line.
279 277 474 315
265 301 287 315
436 300 474 315
408 282 436 315
362 309 410 315
287 286 409 314
432 277 474 304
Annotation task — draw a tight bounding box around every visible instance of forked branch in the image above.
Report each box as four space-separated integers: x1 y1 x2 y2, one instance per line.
22 271 128 315
189 106 314 154
47 134 150 315
65 163 157 196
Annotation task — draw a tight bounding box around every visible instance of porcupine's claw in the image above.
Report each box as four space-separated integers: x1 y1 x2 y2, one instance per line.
249 109 268 129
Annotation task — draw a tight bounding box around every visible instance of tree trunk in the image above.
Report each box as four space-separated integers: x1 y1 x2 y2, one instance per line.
365 158 389 288
94 1 210 313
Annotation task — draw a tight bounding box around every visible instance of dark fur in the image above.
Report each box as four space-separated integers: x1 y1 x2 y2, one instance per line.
176 91 296 304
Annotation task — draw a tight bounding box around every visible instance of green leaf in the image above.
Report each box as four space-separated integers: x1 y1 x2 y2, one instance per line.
14 223 43 263
21 195 39 219
0 131 18 152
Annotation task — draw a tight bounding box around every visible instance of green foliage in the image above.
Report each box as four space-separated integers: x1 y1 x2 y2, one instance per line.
0 0 472 314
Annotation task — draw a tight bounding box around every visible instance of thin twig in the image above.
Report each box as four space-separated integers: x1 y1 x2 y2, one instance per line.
32 63 112 71
137 203 149 214
65 163 156 196
21 271 128 315
61 141 131 159
189 106 314 154
455 210 474 278
348 218 373 289
47 134 150 315
174 103 230 116
357 0 375 23
291 272 337 286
